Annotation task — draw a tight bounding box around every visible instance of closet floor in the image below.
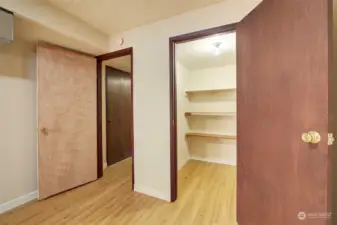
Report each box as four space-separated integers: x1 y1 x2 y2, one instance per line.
0 159 237 225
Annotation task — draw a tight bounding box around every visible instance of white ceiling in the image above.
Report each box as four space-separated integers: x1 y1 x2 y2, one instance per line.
47 0 226 34
176 32 236 70
14 16 103 55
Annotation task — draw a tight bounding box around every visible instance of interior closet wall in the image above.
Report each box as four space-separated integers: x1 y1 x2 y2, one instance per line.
186 65 236 165
176 56 236 167
176 62 190 170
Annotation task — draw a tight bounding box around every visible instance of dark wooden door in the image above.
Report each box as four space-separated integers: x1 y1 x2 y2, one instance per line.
237 0 332 224
106 66 132 166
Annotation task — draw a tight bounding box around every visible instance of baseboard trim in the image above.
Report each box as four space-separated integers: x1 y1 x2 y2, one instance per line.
190 156 236 166
178 156 190 170
134 184 170 202
0 191 37 214
103 162 108 170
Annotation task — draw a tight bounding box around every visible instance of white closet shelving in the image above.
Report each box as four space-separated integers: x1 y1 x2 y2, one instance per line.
186 132 236 140
183 65 237 165
185 86 237 141
185 112 236 117
185 88 236 95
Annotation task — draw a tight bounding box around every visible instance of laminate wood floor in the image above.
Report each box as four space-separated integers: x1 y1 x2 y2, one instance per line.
0 158 236 225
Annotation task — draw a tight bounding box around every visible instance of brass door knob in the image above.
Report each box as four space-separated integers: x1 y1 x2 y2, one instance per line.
302 131 321 144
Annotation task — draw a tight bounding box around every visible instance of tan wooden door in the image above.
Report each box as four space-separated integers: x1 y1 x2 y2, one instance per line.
237 0 332 224
37 44 97 199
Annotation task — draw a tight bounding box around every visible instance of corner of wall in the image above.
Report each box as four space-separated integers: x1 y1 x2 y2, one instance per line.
0 191 37 214
178 156 190 170
134 185 171 202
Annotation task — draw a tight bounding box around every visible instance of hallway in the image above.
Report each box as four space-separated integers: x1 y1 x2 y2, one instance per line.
0 159 236 225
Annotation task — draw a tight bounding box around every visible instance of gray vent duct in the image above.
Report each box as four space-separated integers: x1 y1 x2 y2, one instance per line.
0 7 14 44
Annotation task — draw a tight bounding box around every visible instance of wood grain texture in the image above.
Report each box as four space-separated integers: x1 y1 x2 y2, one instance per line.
106 66 132 166
37 44 97 200
237 0 332 224
0 159 236 225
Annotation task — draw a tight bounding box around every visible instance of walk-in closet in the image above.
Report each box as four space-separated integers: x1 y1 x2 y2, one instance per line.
176 32 236 169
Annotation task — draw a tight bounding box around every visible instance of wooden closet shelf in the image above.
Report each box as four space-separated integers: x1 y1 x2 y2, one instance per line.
185 112 236 117
186 132 236 140
185 88 236 95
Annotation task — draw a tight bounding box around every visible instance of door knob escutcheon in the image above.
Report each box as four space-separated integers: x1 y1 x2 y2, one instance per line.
328 133 335 146
302 131 321 144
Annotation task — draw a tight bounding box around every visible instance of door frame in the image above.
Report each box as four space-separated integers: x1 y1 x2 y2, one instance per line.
96 47 134 189
169 24 236 202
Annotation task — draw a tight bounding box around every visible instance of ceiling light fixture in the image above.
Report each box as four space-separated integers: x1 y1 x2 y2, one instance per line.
213 42 222 55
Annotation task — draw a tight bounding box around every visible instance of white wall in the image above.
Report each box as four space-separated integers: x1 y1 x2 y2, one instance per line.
187 65 236 112
108 0 262 201
0 15 105 213
176 62 190 170
102 63 107 169
186 65 236 165
0 38 37 209
187 65 236 90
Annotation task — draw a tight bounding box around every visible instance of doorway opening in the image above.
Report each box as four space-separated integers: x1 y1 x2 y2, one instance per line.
105 57 132 167
170 25 237 215
96 48 134 189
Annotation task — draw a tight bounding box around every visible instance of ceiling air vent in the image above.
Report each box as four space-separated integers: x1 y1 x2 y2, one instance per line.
0 7 14 45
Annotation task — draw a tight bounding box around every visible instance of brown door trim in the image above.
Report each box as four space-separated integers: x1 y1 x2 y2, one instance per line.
96 60 103 178
169 24 236 202
96 47 135 190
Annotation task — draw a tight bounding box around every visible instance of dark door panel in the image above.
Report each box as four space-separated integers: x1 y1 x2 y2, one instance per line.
106 66 132 166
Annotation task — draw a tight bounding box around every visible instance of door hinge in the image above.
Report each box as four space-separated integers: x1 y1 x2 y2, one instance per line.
328 133 335 146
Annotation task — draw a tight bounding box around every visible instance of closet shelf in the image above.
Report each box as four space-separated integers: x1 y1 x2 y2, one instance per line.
186 132 236 140
185 88 236 95
185 112 236 117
